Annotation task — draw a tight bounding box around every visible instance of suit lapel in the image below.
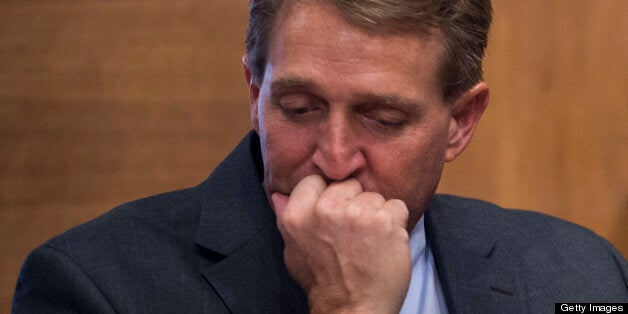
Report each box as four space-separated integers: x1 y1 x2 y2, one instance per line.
426 196 526 313
194 132 308 313
199 222 308 313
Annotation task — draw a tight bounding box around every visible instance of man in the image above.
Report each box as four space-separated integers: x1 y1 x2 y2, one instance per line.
13 0 628 313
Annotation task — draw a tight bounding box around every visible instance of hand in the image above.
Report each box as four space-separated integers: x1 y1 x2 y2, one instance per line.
272 175 411 314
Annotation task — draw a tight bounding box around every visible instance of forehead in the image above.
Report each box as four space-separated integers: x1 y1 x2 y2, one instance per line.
272 0 441 49
265 0 444 101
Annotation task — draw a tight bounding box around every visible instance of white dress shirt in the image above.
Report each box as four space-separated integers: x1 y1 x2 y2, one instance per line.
399 216 448 313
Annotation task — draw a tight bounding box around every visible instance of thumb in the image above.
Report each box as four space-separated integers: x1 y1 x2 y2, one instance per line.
272 174 327 218
271 192 290 217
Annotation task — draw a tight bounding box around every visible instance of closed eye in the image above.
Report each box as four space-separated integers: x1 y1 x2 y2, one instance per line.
360 108 408 132
283 106 311 116
277 94 324 121
372 117 405 128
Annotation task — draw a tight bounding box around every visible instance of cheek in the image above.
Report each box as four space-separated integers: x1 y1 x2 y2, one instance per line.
369 131 449 208
258 112 318 189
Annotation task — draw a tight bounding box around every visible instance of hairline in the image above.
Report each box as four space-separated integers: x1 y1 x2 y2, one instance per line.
254 0 454 102
247 0 490 103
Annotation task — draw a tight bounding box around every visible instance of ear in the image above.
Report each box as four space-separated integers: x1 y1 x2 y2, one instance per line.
445 82 489 162
243 55 261 134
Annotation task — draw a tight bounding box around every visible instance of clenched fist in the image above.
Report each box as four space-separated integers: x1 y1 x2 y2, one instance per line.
272 175 411 314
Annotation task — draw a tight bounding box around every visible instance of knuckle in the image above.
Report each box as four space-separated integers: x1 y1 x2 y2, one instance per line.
386 199 409 217
373 209 394 226
305 174 326 187
280 209 303 232
387 198 406 209
299 175 326 194
316 196 337 214
359 191 385 204
346 178 362 189
345 201 363 219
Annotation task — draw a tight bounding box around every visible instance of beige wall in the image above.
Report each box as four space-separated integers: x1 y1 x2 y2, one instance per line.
1 1 626 310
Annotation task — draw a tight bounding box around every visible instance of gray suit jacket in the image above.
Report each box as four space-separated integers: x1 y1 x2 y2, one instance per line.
12 132 628 313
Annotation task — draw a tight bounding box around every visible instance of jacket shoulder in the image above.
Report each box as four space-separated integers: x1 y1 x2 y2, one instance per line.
430 194 628 300
43 186 203 255
13 186 219 312
432 194 615 242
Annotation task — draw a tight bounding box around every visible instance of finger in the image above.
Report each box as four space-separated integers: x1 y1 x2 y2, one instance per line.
350 192 386 212
320 178 364 207
271 192 290 215
380 199 409 229
280 174 327 217
275 175 327 240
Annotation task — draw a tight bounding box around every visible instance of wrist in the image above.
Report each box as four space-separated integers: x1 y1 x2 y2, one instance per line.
308 295 396 314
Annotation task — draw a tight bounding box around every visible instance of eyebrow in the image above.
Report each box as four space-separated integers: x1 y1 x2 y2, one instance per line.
270 77 320 99
352 93 422 112
269 76 423 111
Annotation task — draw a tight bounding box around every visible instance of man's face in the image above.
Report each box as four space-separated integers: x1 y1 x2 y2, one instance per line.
247 1 485 228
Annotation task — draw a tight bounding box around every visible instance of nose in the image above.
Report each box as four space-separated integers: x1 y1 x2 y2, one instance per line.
311 112 366 182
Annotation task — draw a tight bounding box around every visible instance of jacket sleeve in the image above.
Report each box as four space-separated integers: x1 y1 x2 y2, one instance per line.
601 236 628 291
12 245 116 314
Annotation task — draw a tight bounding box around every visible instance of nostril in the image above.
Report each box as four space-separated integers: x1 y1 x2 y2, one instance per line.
312 137 365 183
